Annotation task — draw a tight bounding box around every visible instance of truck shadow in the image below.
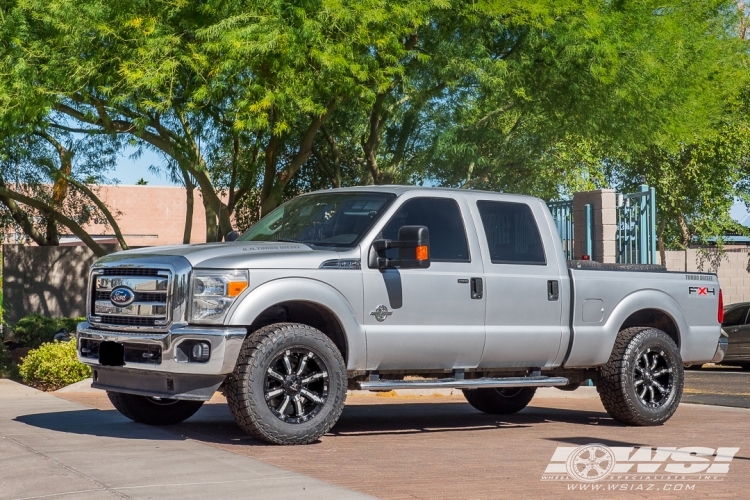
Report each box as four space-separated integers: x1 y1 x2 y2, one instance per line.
14 401 618 445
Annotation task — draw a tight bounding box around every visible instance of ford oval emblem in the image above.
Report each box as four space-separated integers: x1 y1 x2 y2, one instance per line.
110 287 135 307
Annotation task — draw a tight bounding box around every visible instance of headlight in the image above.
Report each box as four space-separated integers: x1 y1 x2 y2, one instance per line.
190 270 248 324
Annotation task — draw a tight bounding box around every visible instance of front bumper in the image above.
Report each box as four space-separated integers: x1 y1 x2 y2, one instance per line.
75 322 246 400
711 333 729 363
76 322 246 375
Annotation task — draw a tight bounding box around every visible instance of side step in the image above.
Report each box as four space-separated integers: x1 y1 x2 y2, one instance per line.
358 376 569 391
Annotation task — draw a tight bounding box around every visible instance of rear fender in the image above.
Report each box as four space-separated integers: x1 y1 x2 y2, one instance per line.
565 289 689 368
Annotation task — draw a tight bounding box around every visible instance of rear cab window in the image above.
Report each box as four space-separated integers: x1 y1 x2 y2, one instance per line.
476 200 546 265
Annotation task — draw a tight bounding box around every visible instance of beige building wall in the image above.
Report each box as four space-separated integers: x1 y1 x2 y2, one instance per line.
80 185 218 247
662 249 750 306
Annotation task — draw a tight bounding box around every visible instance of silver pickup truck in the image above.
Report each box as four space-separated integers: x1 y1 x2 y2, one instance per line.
76 186 726 445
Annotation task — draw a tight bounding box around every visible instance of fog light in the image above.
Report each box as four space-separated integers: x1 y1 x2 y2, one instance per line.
191 342 211 362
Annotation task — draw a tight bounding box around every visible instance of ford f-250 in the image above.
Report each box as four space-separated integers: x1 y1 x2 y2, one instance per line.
76 186 726 445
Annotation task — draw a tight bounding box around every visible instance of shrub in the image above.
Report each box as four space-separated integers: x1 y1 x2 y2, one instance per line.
19 340 91 391
12 314 84 349
0 343 16 379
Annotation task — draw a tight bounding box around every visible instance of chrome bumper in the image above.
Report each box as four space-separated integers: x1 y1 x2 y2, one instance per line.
711 333 729 363
76 321 246 376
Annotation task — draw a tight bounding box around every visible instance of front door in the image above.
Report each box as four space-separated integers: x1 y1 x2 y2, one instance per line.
363 196 486 370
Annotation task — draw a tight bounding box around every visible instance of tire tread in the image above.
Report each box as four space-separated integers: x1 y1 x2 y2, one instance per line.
225 323 347 445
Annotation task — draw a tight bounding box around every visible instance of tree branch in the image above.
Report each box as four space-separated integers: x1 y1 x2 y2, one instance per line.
0 185 107 256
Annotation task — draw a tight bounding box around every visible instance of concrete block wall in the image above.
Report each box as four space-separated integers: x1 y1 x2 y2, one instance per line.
2 244 120 325
662 249 750 306
572 189 617 263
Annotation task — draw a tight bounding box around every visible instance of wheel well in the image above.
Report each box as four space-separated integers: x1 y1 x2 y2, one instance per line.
620 309 680 347
248 301 348 363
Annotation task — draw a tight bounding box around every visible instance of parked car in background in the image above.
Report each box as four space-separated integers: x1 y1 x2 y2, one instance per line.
720 302 750 369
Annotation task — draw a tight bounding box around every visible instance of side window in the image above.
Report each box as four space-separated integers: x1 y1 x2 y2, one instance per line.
381 197 470 262
722 306 748 327
477 201 546 265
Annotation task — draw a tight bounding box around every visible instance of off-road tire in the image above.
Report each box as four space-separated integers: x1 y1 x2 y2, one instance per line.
107 391 204 425
226 323 347 445
597 327 683 426
462 387 537 414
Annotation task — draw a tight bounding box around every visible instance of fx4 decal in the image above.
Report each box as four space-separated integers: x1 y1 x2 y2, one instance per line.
688 286 716 296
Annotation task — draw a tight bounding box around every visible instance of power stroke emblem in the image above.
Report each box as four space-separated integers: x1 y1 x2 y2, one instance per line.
689 286 716 296
370 305 393 322
110 287 135 307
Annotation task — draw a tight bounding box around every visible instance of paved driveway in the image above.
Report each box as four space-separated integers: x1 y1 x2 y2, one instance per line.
0 380 371 500
48 384 750 499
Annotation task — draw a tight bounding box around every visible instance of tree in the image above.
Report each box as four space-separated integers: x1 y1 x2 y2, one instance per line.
0 0 747 244
0 130 129 256
135 178 148 185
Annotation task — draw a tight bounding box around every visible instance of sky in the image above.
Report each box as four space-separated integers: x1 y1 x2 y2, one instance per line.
112 147 172 186
112 149 750 225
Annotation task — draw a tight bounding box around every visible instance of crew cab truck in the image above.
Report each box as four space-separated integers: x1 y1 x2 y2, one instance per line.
76 187 726 445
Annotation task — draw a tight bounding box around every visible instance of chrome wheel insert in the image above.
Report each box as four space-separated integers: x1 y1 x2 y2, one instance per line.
264 348 329 424
633 347 674 409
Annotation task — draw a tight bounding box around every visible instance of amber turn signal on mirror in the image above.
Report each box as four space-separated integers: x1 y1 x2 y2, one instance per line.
416 245 429 261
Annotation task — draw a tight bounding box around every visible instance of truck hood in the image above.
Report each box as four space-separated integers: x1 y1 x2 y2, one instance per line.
99 241 343 269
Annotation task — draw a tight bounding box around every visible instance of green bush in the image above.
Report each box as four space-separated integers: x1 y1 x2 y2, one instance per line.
12 314 84 349
19 340 91 391
0 343 16 379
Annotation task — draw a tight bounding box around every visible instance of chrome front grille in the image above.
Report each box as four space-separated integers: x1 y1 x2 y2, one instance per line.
90 268 172 330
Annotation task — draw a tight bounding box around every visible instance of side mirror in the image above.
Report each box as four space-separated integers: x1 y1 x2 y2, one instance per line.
369 225 431 269
225 231 240 242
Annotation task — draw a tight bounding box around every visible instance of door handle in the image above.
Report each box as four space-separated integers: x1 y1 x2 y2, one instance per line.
471 277 483 300
548 280 559 301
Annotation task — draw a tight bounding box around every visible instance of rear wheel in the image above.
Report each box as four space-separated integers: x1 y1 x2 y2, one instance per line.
462 387 536 414
597 327 683 426
107 391 204 425
226 323 347 445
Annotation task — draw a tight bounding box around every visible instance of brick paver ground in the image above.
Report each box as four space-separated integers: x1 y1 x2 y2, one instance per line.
55 389 750 499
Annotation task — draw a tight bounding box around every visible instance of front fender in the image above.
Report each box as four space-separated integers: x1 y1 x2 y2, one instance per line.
565 289 689 368
225 278 366 371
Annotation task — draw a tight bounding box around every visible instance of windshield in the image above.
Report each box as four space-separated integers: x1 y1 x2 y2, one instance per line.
238 192 396 248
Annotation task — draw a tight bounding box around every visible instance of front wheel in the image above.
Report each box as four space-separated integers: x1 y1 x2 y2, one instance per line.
226 323 347 445
107 391 204 425
597 327 683 426
462 387 536 414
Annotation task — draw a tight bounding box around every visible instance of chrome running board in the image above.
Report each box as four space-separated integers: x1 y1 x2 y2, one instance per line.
358 376 569 391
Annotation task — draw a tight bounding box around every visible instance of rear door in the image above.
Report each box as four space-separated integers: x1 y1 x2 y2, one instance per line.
470 198 565 368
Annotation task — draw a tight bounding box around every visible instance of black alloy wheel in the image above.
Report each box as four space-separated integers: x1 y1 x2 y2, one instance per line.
264 348 329 424
633 347 674 409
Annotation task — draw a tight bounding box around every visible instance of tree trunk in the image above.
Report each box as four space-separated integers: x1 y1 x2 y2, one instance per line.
678 213 691 248
657 218 667 266
180 166 195 244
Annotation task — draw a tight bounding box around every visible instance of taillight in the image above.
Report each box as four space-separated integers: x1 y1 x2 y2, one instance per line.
718 289 724 324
